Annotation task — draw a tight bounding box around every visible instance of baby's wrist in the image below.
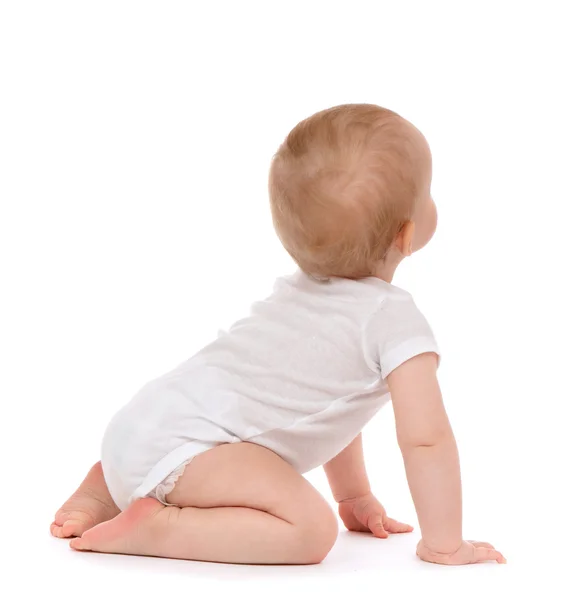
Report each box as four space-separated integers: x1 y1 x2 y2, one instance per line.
334 488 372 503
418 538 464 557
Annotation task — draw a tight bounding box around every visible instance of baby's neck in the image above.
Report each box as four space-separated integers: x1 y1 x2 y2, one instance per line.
372 255 402 283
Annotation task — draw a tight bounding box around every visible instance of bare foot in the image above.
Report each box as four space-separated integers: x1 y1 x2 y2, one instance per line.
70 498 168 556
51 462 120 538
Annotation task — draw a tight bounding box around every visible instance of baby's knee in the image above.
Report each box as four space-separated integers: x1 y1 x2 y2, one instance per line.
296 502 338 564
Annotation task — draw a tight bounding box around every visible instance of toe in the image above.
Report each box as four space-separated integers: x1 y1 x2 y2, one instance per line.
61 519 88 538
53 511 69 527
52 522 75 538
70 536 89 551
51 518 87 538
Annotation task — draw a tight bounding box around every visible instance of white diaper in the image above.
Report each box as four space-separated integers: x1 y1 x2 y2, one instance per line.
100 379 237 511
147 457 194 505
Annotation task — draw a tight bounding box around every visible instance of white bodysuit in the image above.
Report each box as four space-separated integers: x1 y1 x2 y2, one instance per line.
101 271 439 510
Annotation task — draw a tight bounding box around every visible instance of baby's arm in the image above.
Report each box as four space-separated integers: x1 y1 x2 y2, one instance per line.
324 434 413 538
387 352 505 564
323 434 371 502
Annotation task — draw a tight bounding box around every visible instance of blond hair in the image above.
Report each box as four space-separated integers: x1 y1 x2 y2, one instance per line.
269 104 425 279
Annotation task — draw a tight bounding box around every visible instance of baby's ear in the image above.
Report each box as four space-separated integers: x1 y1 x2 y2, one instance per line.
395 221 415 257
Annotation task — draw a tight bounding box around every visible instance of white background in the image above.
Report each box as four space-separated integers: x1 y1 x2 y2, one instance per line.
1 1 579 598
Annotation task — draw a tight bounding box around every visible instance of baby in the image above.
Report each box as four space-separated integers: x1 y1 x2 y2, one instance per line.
51 104 505 566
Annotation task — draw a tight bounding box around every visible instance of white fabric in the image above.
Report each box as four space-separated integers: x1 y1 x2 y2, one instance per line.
148 457 193 505
101 270 439 510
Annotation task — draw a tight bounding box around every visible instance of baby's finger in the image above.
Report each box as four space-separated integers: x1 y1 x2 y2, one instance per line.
368 516 389 538
384 517 414 533
467 540 495 550
473 546 507 564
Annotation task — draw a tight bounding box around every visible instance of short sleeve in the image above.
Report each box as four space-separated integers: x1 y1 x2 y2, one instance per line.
362 292 440 379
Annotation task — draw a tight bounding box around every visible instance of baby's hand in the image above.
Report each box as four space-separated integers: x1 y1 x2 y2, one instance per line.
416 539 507 565
338 492 414 539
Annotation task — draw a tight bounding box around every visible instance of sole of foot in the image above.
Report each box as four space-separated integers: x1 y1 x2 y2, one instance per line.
51 462 120 538
70 497 166 556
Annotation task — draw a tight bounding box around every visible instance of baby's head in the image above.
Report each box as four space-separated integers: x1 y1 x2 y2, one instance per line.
269 104 437 280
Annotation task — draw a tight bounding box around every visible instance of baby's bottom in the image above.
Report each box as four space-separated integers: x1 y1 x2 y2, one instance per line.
69 442 339 565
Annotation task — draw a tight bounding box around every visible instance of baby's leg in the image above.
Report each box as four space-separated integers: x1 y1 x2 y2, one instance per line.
51 462 120 538
71 443 338 564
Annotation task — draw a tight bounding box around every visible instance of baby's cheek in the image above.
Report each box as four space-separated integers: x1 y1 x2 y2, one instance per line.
428 199 438 239
413 198 437 251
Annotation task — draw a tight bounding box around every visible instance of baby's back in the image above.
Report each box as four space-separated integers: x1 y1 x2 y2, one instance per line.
102 270 437 507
